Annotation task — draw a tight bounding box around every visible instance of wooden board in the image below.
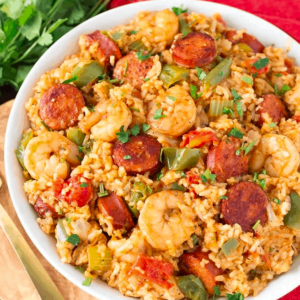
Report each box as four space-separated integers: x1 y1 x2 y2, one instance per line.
0 101 99 300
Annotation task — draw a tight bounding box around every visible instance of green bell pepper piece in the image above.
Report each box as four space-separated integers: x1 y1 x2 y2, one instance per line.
129 40 146 51
221 238 239 257
66 128 86 146
159 64 189 89
204 57 232 91
15 131 34 170
177 275 209 300
284 192 300 230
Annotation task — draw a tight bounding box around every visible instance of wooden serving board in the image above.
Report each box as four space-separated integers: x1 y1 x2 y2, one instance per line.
0 101 99 300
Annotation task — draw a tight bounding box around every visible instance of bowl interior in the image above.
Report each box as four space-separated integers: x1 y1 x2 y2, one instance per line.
4 0 300 299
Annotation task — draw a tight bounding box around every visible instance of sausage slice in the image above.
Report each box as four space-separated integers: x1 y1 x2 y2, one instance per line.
221 182 268 232
34 197 59 218
172 32 217 68
179 250 224 295
81 30 122 66
226 30 264 53
207 137 248 182
113 134 161 175
39 84 85 131
113 52 154 89
98 192 135 230
257 94 288 126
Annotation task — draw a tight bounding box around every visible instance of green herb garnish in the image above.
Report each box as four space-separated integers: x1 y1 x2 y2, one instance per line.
279 84 291 95
98 182 108 198
131 124 140 136
153 108 166 120
82 277 92 286
66 234 80 246
201 168 216 183
144 77 150 82
226 292 244 300
214 285 221 296
123 59 128 77
190 84 199 99
142 123 150 132
172 5 188 16
223 107 234 116
157 171 163 180
258 178 266 189
62 75 78 84
167 95 177 101
116 126 130 143
231 88 242 100
87 105 95 112
269 122 277 128
129 30 139 35
252 58 269 70
273 198 281 205
220 196 228 200
123 155 131 160
129 107 140 112
191 234 199 245
275 73 282 77
228 127 244 139
75 266 85 274
80 183 89 188
136 50 153 61
274 83 278 95
196 67 206 80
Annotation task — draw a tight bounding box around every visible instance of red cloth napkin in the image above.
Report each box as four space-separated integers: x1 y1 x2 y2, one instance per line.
109 0 300 299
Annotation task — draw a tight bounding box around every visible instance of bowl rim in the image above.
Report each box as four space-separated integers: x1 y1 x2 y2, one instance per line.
4 0 300 299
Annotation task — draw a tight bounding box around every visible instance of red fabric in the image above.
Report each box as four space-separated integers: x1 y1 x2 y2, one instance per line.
109 0 300 298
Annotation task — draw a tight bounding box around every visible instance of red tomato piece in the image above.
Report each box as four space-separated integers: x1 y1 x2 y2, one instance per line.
180 131 218 148
56 175 93 207
186 171 201 185
34 197 59 218
260 252 272 269
242 58 270 75
292 115 300 123
129 254 174 289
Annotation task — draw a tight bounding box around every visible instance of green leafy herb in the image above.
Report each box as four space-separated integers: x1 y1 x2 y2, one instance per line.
274 83 278 95
252 58 269 70
167 95 177 101
241 76 253 85
273 198 281 205
279 84 291 95
275 73 282 77
231 88 242 101
190 84 199 99
235 100 243 117
228 127 244 139
62 75 78 84
253 172 258 181
129 30 139 35
116 126 130 143
223 107 234 116
179 17 192 38
214 285 221 296
131 124 140 136
87 105 95 112
144 77 150 82
82 277 92 286
196 67 206 80
201 168 216 183
142 123 150 132
153 108 166 120
253 220 261 230
41 121 51 131
252 72 258 78
258 178 266 189
111 31 125 41
80 183 89 188
172 5 188 16
157 171 163 181
220 196 228 200
269 122 277 128
226 292 244 300
66 234 80 246
98 182 108 198
75 266 85 274
136 50 153 61
191 234 199 245
123 155 131 160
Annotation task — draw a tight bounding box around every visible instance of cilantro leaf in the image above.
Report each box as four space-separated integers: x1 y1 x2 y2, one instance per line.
201 168 216 183
18 4 35 26
80 183 89 188
196 67 206 80
66 234 80 246
274 73 282 77
136 51 153 61
231 88 242 101
153 108 166 120
82 277 92 286
167 95 176 101
252 58 269 70
20 11 42 41
228 127 244 139
226 292 244 300
190 84 199 99
131 124 140 136
116 126 130 143
142 123 150 132
38 32 53 46
214 285 221 296
279 84 291 95
220 196 228 200
1 0 24 20
172 5 188 16
223 107 234 116
123 155 131 160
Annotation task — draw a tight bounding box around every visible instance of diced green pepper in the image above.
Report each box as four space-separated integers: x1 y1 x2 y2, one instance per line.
159 64 189 89
237 43 253 52
170 183 186 192
88 246 112 271
177 275 209 300
209 100 234 117
129 182 152 217
163 147 200 171
221 238 239 257
204 58 232 91
179 18 192 37
15 131 34 170
129 40 146 51
66 128 86 146
72 61 105 88
284 192 300 230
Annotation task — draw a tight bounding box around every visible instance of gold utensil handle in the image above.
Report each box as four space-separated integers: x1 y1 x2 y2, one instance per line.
0 204 65 300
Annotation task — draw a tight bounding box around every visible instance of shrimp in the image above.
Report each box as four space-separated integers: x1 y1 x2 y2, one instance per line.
283 75 300 114
79 100 132 142
24 132 81 180
249 134 300 177
138 190 196 251
147 85 197 137
137 9 179 46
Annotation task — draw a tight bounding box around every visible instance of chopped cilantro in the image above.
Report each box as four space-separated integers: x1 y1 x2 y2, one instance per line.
116 126 130 143
223 107 234 116
253 172 258 181
123 155 131 160
220 196 228 200
66 234 80 246
136 51 153 61
235 100 243 117
80 183 89 188
172 5 188 16
130 30 139 35
190 84 199 99
275 73 282 77
75 266 85 274
142 123 151 132
269 122 277 128
41 121 51 131
178 171 186 178
226 292 244 300
252 72 258 78
273 198 281 205
157 171 163 180
196 67 206 80
98 182 108 198
201 168 216 183
153 108 166 120
167 95 177 101
258 178 266 189
274 83 278 95
241 76 253 85
62 75 78 84
228 127 244 139
231 88 242 101
87 105 95 112
131 124 140 136
252 220 261 230
252 58 269 70
144 78 150 82
214 285 221 296
279 84 291 95
82 277 92 286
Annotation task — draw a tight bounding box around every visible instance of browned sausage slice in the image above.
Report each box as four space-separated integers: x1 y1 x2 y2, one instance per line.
226 30 264 53
207 137 248 182
257 94 288 126
98 192 135 230
221 181 268 232
39 84 85 131
179 250 224 295
113 52 154 90
34 197 59 218
81 30 122 66
113 134 161 175
172 32 217 68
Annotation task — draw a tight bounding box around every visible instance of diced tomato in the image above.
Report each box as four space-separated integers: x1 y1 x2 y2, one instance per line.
34 197 59 218
180 131 218 148
129 254 174 289
284 58 293 74
242 58 270 75
53 178 65 199
292 115 300 123
215 13 226 27
55 175 93 207
226 30 264 53
98 193 135 231
186 171 201 185
260 252 271 269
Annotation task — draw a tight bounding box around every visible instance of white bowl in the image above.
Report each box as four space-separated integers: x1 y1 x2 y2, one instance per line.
5 0 300 299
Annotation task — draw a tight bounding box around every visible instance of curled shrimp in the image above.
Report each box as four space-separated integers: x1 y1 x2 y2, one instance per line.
283 75 300 113
24 132 81 180
137 9 179 46
147 85 197 137
138 190 196 251
249 134 300 177
79 100 132 142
